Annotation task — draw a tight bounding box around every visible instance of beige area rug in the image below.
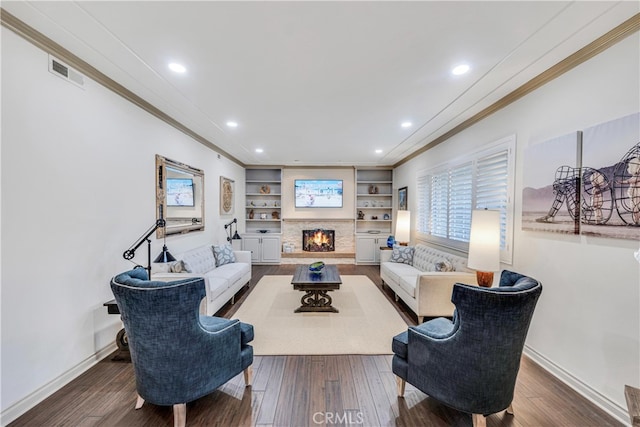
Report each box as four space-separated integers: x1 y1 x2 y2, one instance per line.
232 275 408 355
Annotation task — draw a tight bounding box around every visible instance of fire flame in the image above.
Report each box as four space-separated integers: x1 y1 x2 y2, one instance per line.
310 230 331 246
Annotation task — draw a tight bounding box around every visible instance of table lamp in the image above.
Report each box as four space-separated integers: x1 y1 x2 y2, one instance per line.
467 209 500 287
395 210 411 246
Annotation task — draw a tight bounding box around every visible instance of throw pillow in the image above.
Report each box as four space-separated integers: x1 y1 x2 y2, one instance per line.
213 244 236 267
390 245 414 265
434 259 455 272
170 260 186 273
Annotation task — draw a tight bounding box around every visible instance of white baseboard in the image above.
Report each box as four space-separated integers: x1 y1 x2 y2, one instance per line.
523 345 629 426
0 344 117 427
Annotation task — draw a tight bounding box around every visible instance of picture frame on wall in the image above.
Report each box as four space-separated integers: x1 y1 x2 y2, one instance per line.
398 187 408 210
220 176 234 215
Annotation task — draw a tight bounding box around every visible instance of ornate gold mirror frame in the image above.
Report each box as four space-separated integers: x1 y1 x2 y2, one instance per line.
156 154 205 237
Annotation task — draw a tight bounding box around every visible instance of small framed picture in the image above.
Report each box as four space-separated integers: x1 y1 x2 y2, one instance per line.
398 187 408 210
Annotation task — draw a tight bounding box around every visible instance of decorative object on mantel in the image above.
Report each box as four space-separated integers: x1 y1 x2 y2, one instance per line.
467 209 501 287
260 184 271 194
309 261 325 275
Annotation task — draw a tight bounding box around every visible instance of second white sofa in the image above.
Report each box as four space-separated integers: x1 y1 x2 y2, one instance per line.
380 243 477 323
152 244 251 316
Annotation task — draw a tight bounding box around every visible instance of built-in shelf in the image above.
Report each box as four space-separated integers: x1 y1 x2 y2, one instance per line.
355 168 393 234
245 168 282 234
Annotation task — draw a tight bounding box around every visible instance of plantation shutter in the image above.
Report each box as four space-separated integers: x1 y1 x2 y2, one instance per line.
448 162 473 241
430 171 449 237
417 174 430 235
475 149 510 249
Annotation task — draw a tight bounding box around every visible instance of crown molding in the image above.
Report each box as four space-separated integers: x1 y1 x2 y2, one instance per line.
0 8 246 168
394 13 640 168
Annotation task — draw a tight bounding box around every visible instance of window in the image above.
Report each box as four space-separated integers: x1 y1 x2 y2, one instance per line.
417 135 515 263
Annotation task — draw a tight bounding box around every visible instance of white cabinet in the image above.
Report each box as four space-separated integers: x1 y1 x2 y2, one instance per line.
355 235 387 264
356 169 393 234
243 234 281 264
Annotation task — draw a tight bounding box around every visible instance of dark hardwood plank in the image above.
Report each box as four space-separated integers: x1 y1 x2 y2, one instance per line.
8 264 623 427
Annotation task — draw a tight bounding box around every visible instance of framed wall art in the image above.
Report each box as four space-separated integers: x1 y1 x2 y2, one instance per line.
398 187 408 210
220 176 234 215
522 131 582 235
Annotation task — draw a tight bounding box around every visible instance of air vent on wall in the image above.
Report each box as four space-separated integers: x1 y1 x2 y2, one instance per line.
48 55 85 89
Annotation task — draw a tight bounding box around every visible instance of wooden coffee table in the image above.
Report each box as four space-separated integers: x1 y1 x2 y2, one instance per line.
291 264 342 313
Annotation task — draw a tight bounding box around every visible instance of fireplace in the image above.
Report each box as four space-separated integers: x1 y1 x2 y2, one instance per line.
302 229 335 252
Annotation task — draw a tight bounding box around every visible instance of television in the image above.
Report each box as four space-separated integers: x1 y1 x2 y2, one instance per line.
294 179 343 208
166 178 195 207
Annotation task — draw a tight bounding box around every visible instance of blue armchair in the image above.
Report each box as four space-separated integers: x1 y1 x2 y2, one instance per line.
392 270 542 427
110 268 254 427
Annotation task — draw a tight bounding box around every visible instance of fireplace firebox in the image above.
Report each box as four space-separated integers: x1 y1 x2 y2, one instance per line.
302 229 335 252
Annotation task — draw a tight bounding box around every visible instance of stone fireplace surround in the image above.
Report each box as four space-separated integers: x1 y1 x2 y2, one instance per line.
281 219 355 262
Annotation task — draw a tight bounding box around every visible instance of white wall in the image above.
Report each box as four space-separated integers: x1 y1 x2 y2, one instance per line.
394 34 640 421
0 28 245 422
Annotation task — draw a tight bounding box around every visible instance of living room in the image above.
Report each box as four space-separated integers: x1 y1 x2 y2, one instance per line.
1 2 639 427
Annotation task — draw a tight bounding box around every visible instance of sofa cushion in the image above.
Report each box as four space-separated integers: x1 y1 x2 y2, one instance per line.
207 262 249 285
435 259 454 272
213 244 236 267
181 246 216 274
170 260 186 273
390 245 414 264
205 276 229 301
381 261 420 285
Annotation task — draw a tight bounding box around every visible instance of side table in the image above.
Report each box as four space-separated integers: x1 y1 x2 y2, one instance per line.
103 299 130 362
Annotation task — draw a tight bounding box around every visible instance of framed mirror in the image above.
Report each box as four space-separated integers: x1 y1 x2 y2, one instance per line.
156 154 205 237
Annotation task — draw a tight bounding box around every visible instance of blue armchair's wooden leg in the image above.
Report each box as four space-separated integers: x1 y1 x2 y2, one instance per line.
396 376 406 397
135 394 144 409
173 403 186 427
244 366 253 386
506 403 514 415
472 414 486 427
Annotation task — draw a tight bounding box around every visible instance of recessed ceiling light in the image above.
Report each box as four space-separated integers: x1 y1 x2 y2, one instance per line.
375 149 383 154
452 64 470 75
255 148 264 153
226 121 238 128
401 122 412 128
168 62 186 73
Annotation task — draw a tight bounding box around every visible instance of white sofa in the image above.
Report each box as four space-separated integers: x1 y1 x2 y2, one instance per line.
380 243 477 323
152 245 251 316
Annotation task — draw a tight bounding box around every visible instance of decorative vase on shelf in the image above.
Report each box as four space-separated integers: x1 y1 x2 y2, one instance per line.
387 236 395 248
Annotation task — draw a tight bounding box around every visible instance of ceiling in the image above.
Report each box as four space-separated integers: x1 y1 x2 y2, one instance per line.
2 1 638 167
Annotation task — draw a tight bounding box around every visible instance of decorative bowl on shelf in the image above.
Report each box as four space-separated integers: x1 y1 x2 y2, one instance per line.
258 229 269 233
309 261 325 275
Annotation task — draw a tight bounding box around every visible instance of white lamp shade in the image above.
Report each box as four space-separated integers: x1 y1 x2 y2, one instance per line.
467 209 500 272
395 210 411 243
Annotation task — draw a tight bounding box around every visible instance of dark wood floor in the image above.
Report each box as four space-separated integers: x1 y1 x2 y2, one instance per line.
10 264 622 427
